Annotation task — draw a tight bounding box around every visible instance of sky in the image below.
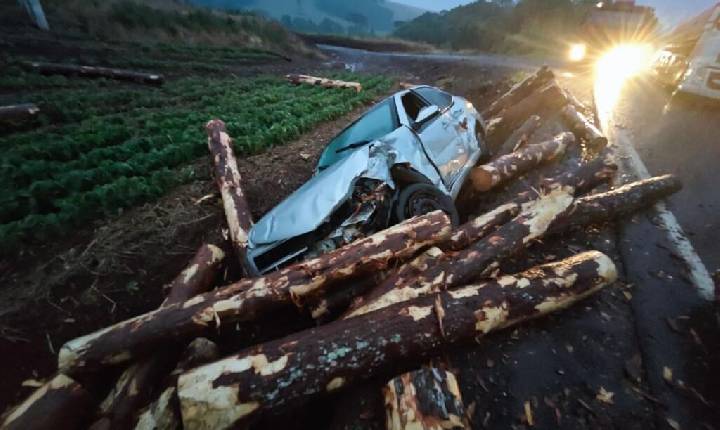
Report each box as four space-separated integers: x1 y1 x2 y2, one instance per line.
394 0 718 27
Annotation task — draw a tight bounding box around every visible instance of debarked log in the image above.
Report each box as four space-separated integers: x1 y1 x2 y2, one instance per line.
176 251 617 430
384 367 467 430
560 105 607 149
89 243 227 430
0 103 40 122
57 211 452 375
470 132 575 192
206 120 254 275
23 61 164 85
483 66 555 118
0 374 94 430
286 74 362 92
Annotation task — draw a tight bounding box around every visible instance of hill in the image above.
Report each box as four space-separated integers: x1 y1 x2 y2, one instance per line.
185 0 428 35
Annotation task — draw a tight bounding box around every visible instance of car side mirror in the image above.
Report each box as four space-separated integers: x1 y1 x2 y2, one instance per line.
415 105 440 127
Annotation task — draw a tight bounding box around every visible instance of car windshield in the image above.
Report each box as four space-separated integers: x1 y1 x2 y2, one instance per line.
317 98 397 169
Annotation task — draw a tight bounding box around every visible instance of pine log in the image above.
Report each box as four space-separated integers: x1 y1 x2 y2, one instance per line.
443 203 520 251
0 103 40 122
470 132 574 192
58 211 452 375
286 74 362 92
560 105 607 149
0 374 94 430
486 82 569 151
89 244 227 430
483 66 555 118
206 119 254 274
496 115 542 156
549 174 682 233
347 174 679 317
176 251 617 429
308 275 380 321
23 61 164 85
134 339 220 430
384 367 467 430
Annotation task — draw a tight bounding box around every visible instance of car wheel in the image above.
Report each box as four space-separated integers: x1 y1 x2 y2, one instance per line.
395 183 460 226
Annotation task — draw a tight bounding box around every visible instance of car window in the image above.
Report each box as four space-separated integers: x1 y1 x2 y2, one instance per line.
317 98 398 169
401 91 429 122
414 87 453 109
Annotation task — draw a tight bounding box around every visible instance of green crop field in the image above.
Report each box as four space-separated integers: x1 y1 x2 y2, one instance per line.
0 66 392 252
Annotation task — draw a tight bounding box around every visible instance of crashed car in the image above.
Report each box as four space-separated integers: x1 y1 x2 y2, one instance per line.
245 85 489 275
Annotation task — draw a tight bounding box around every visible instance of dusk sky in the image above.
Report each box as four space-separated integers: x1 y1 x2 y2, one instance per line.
395 0 718 27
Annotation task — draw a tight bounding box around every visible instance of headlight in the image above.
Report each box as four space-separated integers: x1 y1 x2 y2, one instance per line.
569 44 587 62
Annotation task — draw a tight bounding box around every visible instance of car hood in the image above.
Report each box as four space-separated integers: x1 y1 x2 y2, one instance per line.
248 144 392 246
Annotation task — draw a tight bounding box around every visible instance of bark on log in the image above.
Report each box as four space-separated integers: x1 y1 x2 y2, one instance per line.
346 188 575 317
560 105 607 149
443 203 520 252
286 74 362 92
470 132 574 192
206 120 254 275
0 374 94 430
308 275 380 321
176 251 617 429
483 66 555 118
531 146 617 199
23 61 164 85
90 244 227 430
58 212 452 375
496 115 542 156
486 82 569 152
384 367 467 430
134 339 220 430
549 174 682 233
0 103 40 122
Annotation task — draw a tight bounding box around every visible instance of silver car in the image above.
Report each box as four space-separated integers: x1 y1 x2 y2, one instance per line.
246 85 489 275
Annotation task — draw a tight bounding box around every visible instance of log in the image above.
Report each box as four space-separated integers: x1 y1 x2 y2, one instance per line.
206 120 254 275
483 66 555 118
560 105 607 149
470 132 574 192
57 211 452 375
443 202 520 252
0 103 40 122
286 74 362 92
549 174 683 233
384 367 467 430
23 61 164 85
536 146 617 196
89 244 227 430
485 82 569 151
0 374 94 430
176 251 617 429
134 339 220 430
307 275 380 321
348 174 679 317
496 115 542 156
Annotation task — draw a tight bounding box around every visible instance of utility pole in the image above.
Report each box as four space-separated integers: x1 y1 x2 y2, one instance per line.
18 0 50 31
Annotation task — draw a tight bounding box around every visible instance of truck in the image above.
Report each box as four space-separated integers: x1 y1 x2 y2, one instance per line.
567 0 658 65
652 3 720 101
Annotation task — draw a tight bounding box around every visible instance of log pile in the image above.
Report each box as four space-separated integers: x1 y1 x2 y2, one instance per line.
286 74 363 92
22 61 164 85
1 67 684 430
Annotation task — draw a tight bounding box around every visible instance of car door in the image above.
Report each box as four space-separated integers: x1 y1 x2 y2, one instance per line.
400 89 466 187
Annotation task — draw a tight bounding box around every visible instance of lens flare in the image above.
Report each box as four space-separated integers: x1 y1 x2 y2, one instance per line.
569 44 587 62
594 43 653 126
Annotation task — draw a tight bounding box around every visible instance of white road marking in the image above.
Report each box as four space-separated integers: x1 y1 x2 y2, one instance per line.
605 124 715 301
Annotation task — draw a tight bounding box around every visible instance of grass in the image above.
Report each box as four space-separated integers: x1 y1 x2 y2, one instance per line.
0 61 392 253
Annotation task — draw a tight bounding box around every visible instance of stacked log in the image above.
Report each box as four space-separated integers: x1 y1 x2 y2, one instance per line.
384 368 468 430
496 115 542 156
286 74 362 92
561 104 607 149
483 66 555 118
23 61 164 85
176 251 617 429
470 132 575 192
0 103 40 122
206 119 254 274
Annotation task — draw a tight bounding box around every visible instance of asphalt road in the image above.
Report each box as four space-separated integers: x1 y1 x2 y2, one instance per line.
321 45 719 429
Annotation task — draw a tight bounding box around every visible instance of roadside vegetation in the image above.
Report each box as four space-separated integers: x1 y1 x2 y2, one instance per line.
394 0 598 56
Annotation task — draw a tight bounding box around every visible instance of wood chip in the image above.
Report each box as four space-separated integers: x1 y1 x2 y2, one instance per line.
666 417 680 430
596 387 614 404
524 401 534 426
663 366 673 383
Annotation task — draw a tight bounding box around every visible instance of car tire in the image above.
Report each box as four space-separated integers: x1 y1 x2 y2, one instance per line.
395 183 460 226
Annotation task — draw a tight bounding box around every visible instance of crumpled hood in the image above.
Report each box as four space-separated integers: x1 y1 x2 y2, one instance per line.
248 145 392 246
